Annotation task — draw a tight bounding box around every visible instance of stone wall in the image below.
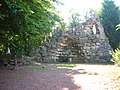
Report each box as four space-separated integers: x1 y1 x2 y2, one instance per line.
32 16 112 63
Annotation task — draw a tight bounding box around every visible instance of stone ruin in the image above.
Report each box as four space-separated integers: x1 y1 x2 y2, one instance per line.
32 16 112 63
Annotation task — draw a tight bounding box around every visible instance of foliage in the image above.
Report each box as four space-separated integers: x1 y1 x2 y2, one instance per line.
59 19 67 30
110 48 120 88
98 0 120 49
0 0 61 56
84 9 97 20
110 49 120 66
68 9 82 30
68 9 97 30
116 24 120 31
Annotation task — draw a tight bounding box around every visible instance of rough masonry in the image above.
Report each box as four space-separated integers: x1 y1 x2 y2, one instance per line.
32 16 112 63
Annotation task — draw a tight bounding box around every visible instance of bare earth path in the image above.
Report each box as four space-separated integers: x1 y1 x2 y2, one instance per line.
0 64 120 90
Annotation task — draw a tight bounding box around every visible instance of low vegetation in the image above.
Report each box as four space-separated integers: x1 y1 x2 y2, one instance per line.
57 63 77 68
110 49 120 89
110 49 120 66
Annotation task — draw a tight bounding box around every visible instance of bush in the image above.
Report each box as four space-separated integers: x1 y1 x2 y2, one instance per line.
110 48 120 66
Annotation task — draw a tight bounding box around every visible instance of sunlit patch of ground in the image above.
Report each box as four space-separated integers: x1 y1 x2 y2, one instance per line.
53 64 120 90
54 63 120 90
71 64 120 90
0 63 120 90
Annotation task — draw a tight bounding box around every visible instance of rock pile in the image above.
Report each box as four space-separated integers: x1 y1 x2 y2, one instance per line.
32 16 112 63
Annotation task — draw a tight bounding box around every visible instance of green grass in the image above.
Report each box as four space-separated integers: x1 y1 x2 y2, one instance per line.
29 66 48 71
57 63 78 68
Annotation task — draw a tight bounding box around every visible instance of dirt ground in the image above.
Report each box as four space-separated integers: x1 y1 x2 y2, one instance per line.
0 64 120 90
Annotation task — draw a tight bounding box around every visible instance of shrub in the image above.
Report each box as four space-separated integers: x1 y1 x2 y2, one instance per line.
110 48 120 66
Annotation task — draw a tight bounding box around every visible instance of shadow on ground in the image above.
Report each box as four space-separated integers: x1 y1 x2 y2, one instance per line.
0 63 119 90
0 65 82 90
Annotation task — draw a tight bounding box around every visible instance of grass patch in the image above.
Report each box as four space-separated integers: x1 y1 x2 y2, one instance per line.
29 66 48 71
57 63 78 68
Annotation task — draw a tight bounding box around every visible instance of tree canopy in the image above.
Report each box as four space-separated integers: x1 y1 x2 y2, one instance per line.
68 9 82 30
98 0 120 49
0 0 61 56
